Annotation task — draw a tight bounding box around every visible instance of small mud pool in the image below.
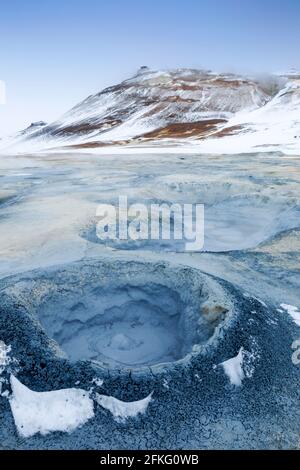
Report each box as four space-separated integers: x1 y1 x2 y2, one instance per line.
40 284 186 366
0 257 299 450
0 259 232 370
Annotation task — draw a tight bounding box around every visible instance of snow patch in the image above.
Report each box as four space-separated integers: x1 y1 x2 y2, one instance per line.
220 348 244 386
280 304 300 326
9 375 94 438
91 377 104 387
95 392 152 422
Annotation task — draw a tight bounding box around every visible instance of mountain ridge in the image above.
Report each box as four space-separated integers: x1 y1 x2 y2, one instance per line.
1 67 299 154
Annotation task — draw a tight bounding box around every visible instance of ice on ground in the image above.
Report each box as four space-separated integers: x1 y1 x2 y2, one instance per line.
9 375 94 438
280 304 300 326
95 391 152 422
220 347 244 386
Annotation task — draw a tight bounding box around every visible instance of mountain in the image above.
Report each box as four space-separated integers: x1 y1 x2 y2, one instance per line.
0 121 47 151
1 67 299 154
197 74 300 154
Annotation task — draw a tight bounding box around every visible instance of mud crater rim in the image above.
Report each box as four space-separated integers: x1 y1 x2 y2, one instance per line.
3 260 233 370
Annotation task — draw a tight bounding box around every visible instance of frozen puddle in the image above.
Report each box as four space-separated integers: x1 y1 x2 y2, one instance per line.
2 259 233 369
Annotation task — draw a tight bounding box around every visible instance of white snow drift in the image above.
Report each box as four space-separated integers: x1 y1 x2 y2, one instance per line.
7 373 153 437
220 347 245 386
9 375 95 438
280 304 300 327
95 392 152 422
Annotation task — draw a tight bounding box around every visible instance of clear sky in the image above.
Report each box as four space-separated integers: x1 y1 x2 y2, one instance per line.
0 0 299 136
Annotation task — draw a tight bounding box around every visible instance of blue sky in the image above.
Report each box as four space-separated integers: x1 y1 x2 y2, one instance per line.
0 0 299 135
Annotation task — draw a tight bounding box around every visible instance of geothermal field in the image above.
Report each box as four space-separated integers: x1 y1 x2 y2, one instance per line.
0 67 300 449
0 148 299 449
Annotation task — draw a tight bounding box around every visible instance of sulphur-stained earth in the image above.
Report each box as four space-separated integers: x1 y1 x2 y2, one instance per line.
0 150 300 449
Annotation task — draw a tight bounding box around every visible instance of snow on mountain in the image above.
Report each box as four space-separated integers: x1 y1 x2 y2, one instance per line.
197 77 300 154
1 67 299 154
0 68 269 152
40 68 269 146
0 121 47 151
